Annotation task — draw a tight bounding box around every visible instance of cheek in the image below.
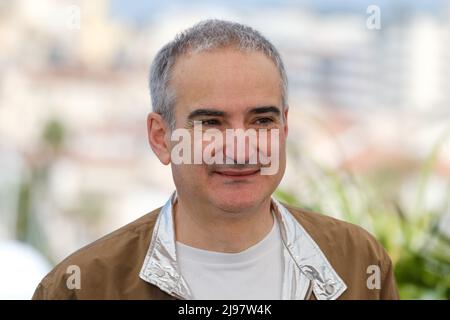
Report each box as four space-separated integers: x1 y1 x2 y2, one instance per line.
257 129 284 155
171 164 192 187
172 164 208 187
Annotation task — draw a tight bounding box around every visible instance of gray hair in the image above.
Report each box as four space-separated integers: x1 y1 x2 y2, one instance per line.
149 19 288 129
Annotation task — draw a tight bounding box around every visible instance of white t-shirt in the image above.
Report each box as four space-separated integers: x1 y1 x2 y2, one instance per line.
176 218 284 300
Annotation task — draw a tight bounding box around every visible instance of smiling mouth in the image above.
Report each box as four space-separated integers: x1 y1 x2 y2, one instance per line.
214 168 261 178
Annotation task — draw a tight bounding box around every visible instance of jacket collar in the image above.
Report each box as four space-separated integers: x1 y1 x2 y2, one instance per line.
139 191 347 300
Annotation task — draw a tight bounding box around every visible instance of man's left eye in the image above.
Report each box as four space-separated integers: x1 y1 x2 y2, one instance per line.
254 117 274 125
201 119 221 126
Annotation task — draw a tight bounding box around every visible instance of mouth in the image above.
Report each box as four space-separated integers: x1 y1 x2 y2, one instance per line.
213 168 261 178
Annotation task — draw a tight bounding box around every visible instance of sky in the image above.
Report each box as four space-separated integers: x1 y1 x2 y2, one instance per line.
109 0 448 26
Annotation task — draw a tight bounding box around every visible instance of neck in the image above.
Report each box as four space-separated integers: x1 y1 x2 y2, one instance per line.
174 195 274 253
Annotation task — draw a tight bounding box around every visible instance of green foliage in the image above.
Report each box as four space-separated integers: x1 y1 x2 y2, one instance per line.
42 118 66 150
276 133 450 300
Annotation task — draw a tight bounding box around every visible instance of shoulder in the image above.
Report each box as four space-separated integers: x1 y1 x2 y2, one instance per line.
283 203 388 258
282 203 394 281
33 208 161 299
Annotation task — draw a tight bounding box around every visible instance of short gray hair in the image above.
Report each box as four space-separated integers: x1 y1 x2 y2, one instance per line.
149 19 288 129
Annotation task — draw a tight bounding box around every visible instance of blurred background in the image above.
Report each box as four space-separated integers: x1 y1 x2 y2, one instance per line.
0 0 449 299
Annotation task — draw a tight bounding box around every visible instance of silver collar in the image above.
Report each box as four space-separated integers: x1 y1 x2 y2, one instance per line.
139 192 347 300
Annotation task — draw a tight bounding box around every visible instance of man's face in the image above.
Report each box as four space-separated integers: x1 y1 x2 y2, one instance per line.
168 47 288 213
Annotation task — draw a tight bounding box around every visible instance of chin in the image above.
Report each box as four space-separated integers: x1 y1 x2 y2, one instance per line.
209 188 267 213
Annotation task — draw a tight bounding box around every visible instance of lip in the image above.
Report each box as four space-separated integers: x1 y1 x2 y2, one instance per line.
214 168 260 177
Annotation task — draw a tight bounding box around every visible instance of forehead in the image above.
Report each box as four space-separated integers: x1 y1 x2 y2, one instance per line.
170 47 282 114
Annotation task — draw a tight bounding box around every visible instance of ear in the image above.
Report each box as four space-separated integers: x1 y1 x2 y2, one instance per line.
283 106 289 137
147 112 171 165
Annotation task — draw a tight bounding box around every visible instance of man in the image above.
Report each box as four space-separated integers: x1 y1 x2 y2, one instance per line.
33 20 399 300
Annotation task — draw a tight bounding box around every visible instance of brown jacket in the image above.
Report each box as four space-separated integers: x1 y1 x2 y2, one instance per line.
32 199 399 300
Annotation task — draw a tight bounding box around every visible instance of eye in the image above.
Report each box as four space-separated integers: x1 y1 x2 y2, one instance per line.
201 119 221 126
254 117 274 125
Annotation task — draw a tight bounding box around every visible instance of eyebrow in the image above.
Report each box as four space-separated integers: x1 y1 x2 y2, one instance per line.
248 106 281 116
187 109 226 119
186 105 281 120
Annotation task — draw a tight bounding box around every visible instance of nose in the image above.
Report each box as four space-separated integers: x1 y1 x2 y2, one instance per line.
223 127 258 165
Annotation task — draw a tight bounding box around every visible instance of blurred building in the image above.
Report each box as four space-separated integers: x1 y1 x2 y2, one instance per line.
0 0 448 267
